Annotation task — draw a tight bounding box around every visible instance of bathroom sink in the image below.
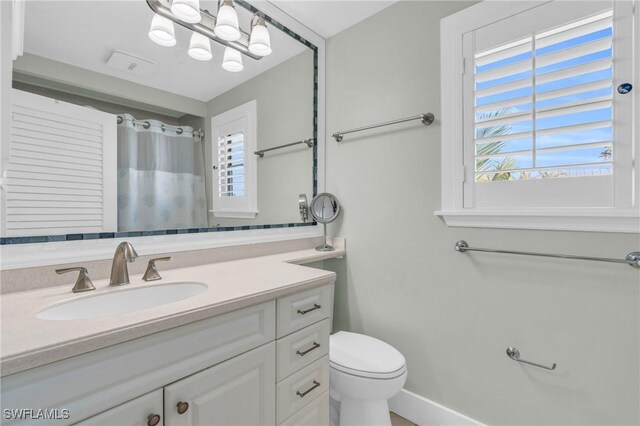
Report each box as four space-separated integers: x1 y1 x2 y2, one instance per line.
37 282 208 321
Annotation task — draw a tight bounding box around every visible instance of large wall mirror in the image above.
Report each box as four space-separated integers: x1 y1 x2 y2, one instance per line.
3 0 317 244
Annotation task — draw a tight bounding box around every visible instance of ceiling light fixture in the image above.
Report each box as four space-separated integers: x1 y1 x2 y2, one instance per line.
148 13 177 47
145 0 270 71
214 0 241 42
170 0 202 24
222 47 243 72
249 13 271 56
188 32 213 61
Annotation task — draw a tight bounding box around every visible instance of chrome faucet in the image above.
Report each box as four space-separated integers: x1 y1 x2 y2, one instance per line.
109 242 139 286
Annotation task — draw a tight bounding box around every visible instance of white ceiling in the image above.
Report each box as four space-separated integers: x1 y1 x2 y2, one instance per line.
269 1 397 39
21 0 397 103
22 0 306 102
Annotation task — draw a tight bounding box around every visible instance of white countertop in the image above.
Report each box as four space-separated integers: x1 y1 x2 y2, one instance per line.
0 241 344 377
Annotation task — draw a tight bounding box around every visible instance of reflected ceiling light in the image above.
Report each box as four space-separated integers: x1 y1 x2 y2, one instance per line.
222 47 243 72
148 13 176 47
188 32 213 61
170 0 201 24
214 0 241 42
249 13 271 56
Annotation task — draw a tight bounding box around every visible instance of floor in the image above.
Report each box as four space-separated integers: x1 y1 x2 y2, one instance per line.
390 412 416 426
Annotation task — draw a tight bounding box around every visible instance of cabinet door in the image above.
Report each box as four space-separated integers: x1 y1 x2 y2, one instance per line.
164 342 276 426
74 389 163 426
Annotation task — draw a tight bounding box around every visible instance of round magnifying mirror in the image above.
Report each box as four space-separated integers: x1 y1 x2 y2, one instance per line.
309 193 340 251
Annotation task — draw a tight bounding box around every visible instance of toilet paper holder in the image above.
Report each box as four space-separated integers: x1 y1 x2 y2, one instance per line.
506 346 556 371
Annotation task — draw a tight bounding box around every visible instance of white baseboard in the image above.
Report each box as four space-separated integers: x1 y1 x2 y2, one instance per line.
389 389 484 426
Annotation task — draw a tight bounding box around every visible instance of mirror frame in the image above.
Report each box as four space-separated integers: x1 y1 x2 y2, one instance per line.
0 0 326 269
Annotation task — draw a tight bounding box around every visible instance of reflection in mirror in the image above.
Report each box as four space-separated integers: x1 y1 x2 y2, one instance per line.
3 0 316 243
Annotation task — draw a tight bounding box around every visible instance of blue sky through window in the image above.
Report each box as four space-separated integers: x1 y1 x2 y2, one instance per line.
474 19 613 180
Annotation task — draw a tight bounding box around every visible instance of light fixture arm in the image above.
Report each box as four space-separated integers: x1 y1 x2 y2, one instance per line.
251 12 266 27
145 0 263 60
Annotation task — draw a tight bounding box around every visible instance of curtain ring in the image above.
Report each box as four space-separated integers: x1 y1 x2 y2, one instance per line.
144 121 151 129
177 127 184 135
117 116 123 124
161 124 166 132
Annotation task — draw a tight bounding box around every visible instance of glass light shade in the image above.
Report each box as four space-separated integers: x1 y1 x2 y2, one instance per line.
214 3 241 41
170 0 201 24
188 32 213 61
249 23 271 56
148 14 176 47
222 47 243 72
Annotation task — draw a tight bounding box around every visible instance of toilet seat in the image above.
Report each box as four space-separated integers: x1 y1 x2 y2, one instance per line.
330 331 406 379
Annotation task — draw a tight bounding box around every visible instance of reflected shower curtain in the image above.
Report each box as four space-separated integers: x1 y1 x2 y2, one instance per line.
117 114 207 231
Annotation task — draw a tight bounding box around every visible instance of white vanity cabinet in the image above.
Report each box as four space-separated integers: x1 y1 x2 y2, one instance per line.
275 284 333 425
163 342 276 426
74 390 163 426
0 283 334 426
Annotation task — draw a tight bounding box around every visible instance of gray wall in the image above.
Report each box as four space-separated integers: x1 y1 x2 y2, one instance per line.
205 49 314 226
323 2 639 425
13 54 207 117
12 81 200 127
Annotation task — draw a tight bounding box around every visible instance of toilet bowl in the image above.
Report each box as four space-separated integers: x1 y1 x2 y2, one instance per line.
329 331 407 426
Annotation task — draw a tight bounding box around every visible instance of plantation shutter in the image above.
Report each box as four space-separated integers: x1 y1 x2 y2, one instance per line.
5 89 117 237
216 131 246 198
210 100 258 218
463 0 633 208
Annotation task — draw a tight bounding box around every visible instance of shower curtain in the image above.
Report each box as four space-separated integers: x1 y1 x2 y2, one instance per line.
117 114 208 231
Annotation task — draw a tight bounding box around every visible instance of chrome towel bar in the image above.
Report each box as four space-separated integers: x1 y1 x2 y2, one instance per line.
331 113 435 142
254 138 314 157
455 240 640 269
507 347 556 371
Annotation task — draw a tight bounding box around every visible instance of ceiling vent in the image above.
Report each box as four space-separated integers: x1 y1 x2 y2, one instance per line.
106 50 157 75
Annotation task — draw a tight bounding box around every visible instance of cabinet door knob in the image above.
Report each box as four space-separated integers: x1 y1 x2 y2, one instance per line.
177 401 189 414
147 413 161 426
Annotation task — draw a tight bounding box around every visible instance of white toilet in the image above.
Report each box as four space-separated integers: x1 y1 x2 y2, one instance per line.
329 331 407 426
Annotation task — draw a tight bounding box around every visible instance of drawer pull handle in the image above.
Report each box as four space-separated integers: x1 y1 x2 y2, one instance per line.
177 401 189 414
296 380 321 398
296 341 321 357
147 414 161 426
297 304 321 315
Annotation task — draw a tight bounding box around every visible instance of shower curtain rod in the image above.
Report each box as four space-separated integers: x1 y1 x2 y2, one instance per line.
117 115 205 140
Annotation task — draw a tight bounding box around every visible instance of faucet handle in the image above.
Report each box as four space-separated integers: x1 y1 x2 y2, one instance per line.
56 267 95 293
142 257 171 282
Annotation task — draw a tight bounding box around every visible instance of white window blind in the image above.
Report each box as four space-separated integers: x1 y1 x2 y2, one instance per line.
5 90 117 237
473 10 614 182
217 131 245 198
210 100 258 219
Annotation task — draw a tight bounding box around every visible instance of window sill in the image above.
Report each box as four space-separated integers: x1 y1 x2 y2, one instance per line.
434 209 640 233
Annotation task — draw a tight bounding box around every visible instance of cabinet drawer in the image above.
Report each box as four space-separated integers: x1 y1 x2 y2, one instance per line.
279 391 329 426
277 319 330 381
74 389 163 426
277 284 333 338
276 356 329 423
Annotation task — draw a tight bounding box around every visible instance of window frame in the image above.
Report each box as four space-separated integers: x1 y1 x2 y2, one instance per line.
210 100 258 219
437 0 639 233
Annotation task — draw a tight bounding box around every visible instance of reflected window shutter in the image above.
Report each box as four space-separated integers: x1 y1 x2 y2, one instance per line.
6 90 117 237
473 10 614 181
216 131 245 198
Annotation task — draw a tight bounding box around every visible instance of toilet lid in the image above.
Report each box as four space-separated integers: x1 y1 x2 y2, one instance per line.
330 331 406 379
